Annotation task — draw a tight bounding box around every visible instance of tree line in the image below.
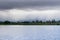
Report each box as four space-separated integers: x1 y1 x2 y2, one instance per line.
0 20 60 25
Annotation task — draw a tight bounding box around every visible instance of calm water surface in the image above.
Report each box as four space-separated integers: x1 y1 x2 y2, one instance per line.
0 25 60 40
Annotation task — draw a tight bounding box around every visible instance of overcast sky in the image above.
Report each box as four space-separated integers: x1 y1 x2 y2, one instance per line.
0 0 60 21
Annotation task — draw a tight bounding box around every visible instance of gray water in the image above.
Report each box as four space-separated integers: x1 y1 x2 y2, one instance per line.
0 25 60 40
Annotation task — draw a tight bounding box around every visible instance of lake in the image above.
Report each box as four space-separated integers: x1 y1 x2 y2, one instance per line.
0 25 60 40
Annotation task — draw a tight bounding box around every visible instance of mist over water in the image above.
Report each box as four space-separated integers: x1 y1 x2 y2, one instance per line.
0 25 60 40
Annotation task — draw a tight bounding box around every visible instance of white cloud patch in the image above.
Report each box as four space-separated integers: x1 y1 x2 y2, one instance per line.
0 9 60 22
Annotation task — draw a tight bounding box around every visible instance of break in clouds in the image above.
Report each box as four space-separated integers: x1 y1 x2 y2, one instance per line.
0 0 60 21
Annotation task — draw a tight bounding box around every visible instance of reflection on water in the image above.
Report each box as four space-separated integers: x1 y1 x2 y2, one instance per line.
0 25 60 40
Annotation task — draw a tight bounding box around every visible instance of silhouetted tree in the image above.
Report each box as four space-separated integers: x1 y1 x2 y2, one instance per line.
36 20 39 23
52 19 55 23
32 21 35 23
39 20 42 23
4 21 10 24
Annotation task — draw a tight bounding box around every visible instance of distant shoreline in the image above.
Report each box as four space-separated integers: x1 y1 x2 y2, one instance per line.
0 20 60 25
0 24 60 25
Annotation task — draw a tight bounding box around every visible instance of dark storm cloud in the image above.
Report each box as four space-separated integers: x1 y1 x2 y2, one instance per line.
0 0 60 10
